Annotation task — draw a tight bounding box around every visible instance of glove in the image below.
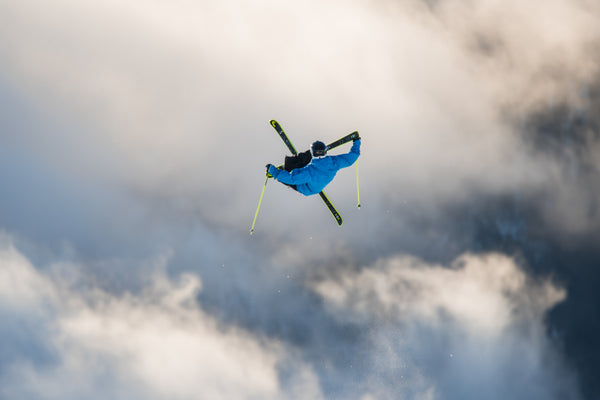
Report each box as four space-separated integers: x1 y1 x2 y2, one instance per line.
265 164 280 178
353 135 361 142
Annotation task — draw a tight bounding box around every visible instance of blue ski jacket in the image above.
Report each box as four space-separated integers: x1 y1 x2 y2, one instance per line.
269 140 361 196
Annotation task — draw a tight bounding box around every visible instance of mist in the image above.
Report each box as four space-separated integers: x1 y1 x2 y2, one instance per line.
1 0 600 399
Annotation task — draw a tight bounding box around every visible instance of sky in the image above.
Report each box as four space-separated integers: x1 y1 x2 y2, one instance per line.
1 0 600 399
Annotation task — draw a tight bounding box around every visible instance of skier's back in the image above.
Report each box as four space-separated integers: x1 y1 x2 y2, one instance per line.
267 138 361 196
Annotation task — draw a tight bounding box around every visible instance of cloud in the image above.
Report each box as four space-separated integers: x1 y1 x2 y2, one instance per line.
1 0 599 228
429 0 600 109
312 252 580 400
1 234 580 400
1 0 600 398
0 233 56 309
0 234 322 400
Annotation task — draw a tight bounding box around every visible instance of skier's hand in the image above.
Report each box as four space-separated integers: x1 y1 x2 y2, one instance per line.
265 164 278 178
266 164 280 178
353 134 361 142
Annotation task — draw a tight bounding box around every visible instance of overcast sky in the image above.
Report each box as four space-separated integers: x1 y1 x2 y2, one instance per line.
1 0 600 399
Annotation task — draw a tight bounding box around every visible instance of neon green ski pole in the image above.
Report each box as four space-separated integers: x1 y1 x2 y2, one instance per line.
250 176 269 235
356 161 361 208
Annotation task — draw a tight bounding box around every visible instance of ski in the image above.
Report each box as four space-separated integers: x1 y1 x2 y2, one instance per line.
270 120 358 154
270 120 297 155
326 131 360 151
269 119 344 226
319 192 343 225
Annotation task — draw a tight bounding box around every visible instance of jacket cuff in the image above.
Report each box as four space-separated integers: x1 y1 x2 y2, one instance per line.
268 165 280 177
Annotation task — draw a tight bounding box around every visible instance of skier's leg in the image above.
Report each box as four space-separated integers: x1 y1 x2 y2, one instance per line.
282 183 298 191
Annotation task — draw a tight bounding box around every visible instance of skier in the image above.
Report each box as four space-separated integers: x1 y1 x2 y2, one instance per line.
266 136 361 196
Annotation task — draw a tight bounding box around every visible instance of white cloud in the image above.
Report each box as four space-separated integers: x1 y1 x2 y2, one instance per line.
312 252 579 400
1 0 599 233
57 276 280 399
0 235 323 400
0 233 56 310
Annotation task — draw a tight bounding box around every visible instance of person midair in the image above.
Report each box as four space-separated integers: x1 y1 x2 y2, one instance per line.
266 136 361 196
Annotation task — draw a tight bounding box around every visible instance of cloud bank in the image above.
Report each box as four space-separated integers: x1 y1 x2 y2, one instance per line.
0 234 580 399
0 234 323 400
1 0 600 398
313 253 575 399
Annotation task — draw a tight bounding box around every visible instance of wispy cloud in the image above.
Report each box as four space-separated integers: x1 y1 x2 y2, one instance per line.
1 0 600 398
313 253 577 399
0 234 322 400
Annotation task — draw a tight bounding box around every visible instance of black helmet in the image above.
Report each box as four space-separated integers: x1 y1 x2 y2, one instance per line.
311 141 327 157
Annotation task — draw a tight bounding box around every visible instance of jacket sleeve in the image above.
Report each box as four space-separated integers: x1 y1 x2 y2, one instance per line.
330 139 361 170
274 165 313 185
268 165 281 177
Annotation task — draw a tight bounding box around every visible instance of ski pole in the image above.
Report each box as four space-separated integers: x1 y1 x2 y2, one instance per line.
356 161 361 208
250 176 269 235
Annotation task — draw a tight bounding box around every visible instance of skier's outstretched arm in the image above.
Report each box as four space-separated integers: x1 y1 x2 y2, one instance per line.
267 164 312 185
330 139 361 169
